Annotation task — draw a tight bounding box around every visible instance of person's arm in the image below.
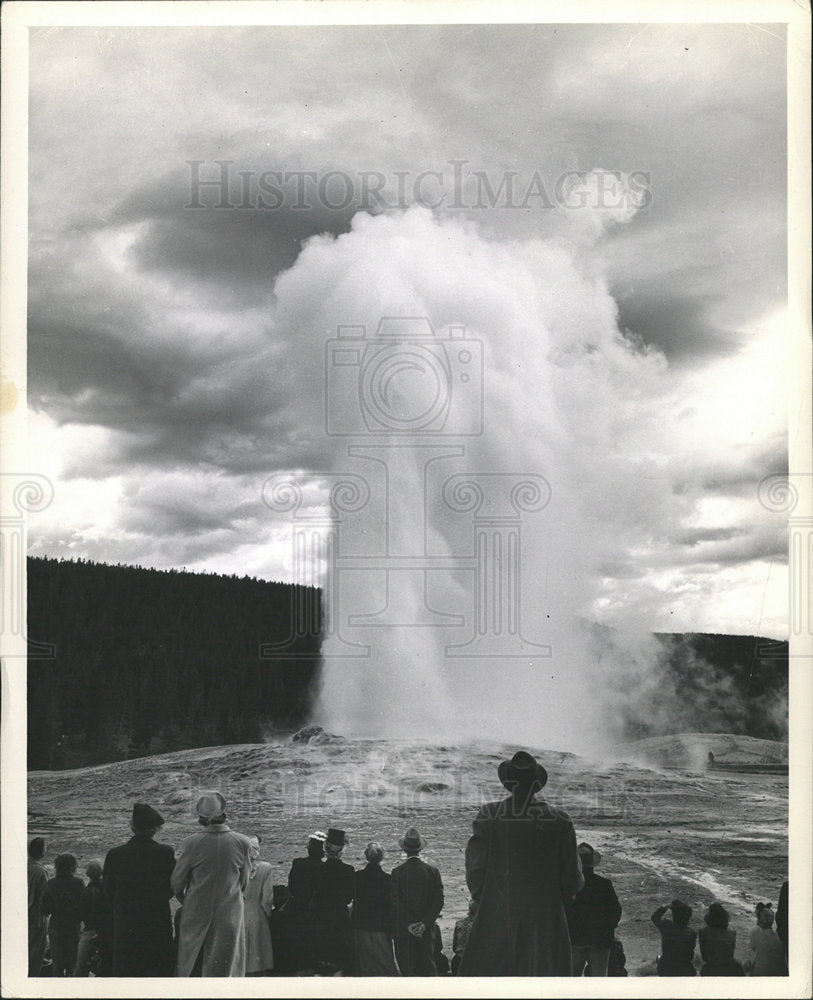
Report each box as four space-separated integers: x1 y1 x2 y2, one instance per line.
237 839 250 894
170 841 192 902
776 881 788 943
559 819 584 899
102 853 115 904
651 905 668 929
422 867 444 927
390 871 400 935
40 881 53 917
608 883 622 928
260 868 274 919
464 808 489 902
698 929 709 962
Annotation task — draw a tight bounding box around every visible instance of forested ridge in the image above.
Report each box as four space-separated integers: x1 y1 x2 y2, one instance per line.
26 557 788 770
27 556 322 769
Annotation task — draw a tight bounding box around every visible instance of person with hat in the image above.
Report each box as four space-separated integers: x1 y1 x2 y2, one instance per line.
287 831 327 972
311 828 356 975
171 790 252 976
103 802 176 976
458 750 584 976
566 843 622 976
390 827 445 976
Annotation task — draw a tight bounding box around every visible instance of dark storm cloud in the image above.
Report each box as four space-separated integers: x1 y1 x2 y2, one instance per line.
614 290 738 361
27 259 324 476
107 171 361 299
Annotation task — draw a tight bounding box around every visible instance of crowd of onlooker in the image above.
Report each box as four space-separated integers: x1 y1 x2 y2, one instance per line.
27 750 790 978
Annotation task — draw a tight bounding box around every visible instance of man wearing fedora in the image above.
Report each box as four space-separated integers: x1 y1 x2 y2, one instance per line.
458 750 584 976
103 802 176 976
567 842 622 976
171 790 252 976
391 827 444 976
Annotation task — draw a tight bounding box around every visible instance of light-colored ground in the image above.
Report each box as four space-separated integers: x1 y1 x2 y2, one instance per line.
28 732 787 975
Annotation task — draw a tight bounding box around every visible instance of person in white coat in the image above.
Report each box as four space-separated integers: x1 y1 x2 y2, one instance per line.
171 791 251 976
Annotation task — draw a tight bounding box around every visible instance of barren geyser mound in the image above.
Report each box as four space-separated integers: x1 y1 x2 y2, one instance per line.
29 731 787 973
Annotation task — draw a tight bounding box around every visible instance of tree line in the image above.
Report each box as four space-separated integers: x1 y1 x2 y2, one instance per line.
27 557 322 770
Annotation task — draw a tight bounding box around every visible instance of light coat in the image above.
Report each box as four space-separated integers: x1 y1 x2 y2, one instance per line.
459 795 584 976
171 824 251 976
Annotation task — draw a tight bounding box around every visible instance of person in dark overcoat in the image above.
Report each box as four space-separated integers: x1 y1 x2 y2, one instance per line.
353 842 398 975
458 750 584 976
287 831 326 972
567 842 622 976
103 802 175 976
311 828 355 975
390 827 444 976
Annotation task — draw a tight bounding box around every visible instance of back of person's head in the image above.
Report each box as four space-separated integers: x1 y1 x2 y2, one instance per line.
670 899 692 926
325 841 343 859
54 853 78 877
756 902 775 928
85 860 103 882
307 832 326 858
704 902 729 928
364 842 384 865
28 837 46 861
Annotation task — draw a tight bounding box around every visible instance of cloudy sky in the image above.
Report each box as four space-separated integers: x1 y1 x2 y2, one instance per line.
24 16 792 639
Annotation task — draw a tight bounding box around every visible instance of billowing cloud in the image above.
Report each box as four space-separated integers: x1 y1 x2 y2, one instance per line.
24 22 790 657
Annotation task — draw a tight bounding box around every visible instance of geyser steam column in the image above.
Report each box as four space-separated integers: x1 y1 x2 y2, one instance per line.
262 317 551 737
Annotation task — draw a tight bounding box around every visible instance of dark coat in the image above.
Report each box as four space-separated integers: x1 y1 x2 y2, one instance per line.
287 855 324 970
566 869 622 948
103 834 175 976
699 925 742 975
776 881 788 945
652 906 697 976
459 795 584 976
391 856 444 976
353 864 393 935
311 856 355 974
42 874 84 934
288 855 324 911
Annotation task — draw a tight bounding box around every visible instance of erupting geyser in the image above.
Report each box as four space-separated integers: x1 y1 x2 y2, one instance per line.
269 203 671 752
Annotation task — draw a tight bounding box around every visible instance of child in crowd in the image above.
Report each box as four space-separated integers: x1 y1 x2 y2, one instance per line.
41 854 84 976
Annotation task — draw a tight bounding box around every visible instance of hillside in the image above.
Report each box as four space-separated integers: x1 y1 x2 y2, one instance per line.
27 557 788 769
27 557 322 769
